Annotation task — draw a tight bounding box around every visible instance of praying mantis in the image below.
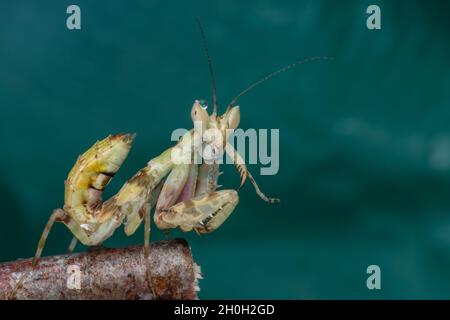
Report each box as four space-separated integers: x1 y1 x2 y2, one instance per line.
9 21 331 299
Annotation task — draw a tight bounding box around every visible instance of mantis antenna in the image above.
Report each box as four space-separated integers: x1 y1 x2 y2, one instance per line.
195 18 218 115
227 56 334 110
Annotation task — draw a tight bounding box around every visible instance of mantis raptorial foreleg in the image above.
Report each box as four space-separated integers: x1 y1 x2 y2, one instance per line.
154 164 191 230
156 189 239 234
151 155 239 234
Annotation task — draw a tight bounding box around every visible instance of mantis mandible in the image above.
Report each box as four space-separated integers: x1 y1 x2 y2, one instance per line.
9 22 331 299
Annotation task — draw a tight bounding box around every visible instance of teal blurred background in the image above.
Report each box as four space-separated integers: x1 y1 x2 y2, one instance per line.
1 0 450 299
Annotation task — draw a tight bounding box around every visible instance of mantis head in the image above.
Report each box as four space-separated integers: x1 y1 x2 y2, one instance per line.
190 99 240 131
190 100 240 164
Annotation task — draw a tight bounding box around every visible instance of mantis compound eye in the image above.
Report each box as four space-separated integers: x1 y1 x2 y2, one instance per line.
227 105 240 129
197 99 208 109
191 100 210 131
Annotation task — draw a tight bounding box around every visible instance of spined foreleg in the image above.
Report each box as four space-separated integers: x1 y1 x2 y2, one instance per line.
156 189 239 234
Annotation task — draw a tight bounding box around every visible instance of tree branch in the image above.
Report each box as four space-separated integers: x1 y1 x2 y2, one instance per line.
0 239 201 300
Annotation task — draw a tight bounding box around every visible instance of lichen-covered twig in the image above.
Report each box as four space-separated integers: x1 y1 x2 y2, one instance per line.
0 239 201 300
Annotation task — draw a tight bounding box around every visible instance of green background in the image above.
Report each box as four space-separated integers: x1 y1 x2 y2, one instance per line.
1 0 450 299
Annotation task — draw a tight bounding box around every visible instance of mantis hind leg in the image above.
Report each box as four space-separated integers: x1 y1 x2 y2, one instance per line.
8 208 68 300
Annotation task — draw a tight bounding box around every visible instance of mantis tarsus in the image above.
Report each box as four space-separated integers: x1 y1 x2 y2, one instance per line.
9 22 331 299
